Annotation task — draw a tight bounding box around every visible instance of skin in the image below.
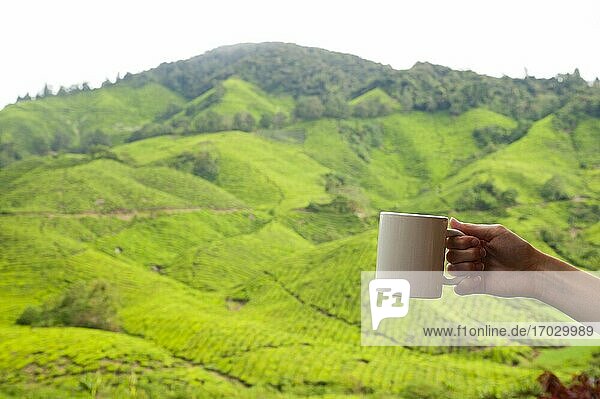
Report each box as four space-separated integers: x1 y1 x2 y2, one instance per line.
446 218 600 325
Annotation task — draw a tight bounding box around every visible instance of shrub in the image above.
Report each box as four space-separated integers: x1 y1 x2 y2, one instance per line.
306 195 359 214
156 102 183 121
554 92 600 131
294 96 324 120
80 129 111 153
192 151 219 181
16 306 42 326
472 125 525 151
259 112 273 128
193 111 230 132
170 151 220 181
15 279 121 332
233 112 256 132
537 371 600 398
259 112 289 129
51 130 73 151
352 98 392 118
88 145 120 161
540 175 570 201
127 122 171 142
338 122 384 162
324 173 346 193
323 94 350 118
456 181 518 211
272 112 288 128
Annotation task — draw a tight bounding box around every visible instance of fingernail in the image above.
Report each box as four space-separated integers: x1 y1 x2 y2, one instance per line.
480 247 487 257
472 275 482 285
471 237 480 246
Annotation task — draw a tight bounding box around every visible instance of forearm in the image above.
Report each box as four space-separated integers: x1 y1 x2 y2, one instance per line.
534 252 600 326
534 251 579 272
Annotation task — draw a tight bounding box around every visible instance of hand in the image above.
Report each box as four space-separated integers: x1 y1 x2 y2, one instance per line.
447 219 600 326
446 218 543 297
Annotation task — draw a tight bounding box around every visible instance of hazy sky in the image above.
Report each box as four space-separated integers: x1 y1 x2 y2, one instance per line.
1 0 599 108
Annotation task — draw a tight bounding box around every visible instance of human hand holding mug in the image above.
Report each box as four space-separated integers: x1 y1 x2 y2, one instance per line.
376 212 600 325
446 218 542 297
446 218 600 327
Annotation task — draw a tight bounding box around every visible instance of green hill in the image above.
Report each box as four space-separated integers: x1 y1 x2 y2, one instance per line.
349 87 401 116
0 82 185 165
141 77 294 137
0 43 599 398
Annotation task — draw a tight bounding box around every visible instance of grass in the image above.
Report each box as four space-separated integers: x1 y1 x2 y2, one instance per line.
163 77 294 131
210 77 294 120
113 131 331 210
349 87 401 111
0 158 242 213
0 82 185 159
0 77 598 397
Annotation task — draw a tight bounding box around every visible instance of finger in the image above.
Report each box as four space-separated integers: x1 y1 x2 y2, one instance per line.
447 262 485 276
446 247 486 264
446 235 480 249
454 275 484 296
450 218 501 241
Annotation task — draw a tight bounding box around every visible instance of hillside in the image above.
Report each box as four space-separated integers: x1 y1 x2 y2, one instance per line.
0 82 184 166
0 43 599 398
3 42 598 165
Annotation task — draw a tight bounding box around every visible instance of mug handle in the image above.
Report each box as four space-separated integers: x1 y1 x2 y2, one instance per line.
442 228 467 286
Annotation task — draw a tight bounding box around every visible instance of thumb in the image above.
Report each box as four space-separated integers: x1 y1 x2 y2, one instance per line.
450 218 498 241
454 275 484 296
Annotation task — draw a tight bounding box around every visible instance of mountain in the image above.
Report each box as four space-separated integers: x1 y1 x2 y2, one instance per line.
3 42 598 166
0 43 599 397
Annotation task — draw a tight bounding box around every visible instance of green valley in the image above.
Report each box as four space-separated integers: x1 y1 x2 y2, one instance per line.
0 42 598 398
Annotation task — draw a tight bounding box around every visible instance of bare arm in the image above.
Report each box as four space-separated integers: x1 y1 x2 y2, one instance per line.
533 252 600 324
446 218 600 326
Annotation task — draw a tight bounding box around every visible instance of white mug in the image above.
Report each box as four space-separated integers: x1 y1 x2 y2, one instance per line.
375 212 465 299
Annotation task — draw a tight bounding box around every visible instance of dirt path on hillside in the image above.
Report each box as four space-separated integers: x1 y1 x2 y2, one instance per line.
0 207 245 221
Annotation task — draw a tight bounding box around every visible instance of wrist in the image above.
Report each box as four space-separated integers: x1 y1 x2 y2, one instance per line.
531 250 577 303
533 250 575 272
532 249 552 272
530 250 554 301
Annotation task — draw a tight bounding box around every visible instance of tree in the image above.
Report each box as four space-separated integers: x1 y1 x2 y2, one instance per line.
272 112 287 128
42 83 52 97
323 94 350 118
233 112 256 132
51 131 73 151
472 125 515 149
80 129 111 152
157 102 183 121
30 136 49 155
0 142 21 167
16 279 121 332
127 122 170 142
455 180 518 211
194 111 227 132
192 151 219 181
353 98 392 118
260 112 273 128
294 96 324 120
540 176 570 201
